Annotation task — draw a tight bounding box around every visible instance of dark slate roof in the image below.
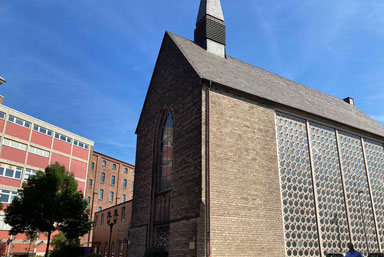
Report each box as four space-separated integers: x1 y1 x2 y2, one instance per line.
167 32 384 138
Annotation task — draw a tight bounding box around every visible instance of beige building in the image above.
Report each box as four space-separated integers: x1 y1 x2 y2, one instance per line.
92 200 132 257
128 0 384 256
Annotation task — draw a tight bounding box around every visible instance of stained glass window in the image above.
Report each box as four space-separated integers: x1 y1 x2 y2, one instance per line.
158 113 173 192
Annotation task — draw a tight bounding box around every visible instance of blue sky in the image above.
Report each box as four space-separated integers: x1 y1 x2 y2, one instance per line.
1 0 384 165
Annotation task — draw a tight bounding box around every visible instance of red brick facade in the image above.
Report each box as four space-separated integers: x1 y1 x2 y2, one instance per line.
83 151 135 246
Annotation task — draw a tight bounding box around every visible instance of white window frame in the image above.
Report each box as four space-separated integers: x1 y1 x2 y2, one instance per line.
54 132 72 144
0 190 17 203
33 125 53 137
8 115 31 129
24 168 37 181
0 112 5 120
2 138 27 151
29 146 49 158
73 140 89 150
0 166 23 180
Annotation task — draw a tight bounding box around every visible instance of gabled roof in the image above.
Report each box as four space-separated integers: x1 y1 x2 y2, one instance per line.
167 32 384 138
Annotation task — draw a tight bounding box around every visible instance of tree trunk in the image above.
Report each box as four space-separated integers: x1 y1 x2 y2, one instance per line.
45 230 52 257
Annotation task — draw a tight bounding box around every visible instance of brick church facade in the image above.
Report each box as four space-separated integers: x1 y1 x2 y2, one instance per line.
128 0 384 256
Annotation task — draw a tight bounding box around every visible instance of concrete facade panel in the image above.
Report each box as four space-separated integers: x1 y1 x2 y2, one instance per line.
0 146 26 164
30 131 52 148
27 153 49 169
78 181 85 194
72 146 89 160
0 176 20 188
70 159 87 180
5 123 30 141
51 153 70 168
52 139 71 154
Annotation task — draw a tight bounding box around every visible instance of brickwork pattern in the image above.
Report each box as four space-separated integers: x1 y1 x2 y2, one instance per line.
208 89 285 257
129 33 202 257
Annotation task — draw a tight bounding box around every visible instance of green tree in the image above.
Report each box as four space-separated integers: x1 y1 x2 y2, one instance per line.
4 163 91 257
50 232 81 257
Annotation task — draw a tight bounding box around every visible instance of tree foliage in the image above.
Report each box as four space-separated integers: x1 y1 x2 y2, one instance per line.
4 163 91 257
50 233 81 257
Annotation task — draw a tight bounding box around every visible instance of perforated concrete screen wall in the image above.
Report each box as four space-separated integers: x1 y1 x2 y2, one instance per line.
275 112 384 257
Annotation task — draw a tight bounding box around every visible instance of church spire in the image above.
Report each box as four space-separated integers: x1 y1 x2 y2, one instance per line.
194 0 226 57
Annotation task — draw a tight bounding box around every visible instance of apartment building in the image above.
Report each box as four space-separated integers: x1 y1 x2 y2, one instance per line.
84 151 135 246
0 104 94 256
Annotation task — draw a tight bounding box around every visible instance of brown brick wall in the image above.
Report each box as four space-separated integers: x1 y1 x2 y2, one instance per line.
208 88 285 257
169 219 198 257
129 32 202 256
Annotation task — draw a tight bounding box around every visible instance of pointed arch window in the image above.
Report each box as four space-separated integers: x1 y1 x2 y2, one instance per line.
158 113 173 192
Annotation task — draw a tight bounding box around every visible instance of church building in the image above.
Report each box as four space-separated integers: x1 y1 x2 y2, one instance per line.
128 0 384 256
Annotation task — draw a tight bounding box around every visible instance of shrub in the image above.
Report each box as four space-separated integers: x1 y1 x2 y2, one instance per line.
144 248 168 257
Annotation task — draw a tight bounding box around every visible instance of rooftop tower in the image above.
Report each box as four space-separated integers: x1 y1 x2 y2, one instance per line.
194 0 226 57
